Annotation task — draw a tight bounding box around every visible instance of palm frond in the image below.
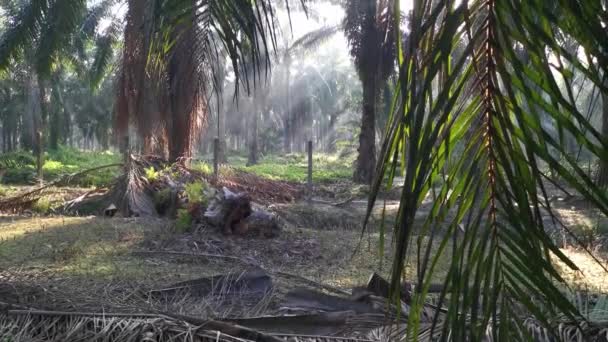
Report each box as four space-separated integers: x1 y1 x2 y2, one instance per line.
285 25 341 59
0 0 50 70
343 0 396 82
79 0 116 37
34 0 87 77
367 0 608 339
149 0 307 97
89 20 121 90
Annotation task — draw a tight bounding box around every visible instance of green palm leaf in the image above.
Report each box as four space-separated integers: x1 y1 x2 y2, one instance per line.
368 0 608 339
89 21 121 89
34 0 87 77
0 0 50 69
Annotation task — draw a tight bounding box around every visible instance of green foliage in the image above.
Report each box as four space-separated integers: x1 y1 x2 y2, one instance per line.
191 161 212 174
365 0 608 339
237 154 352 183
0 151 37 183
2 168 36 184
0 147 119 186
154 188 172 207
32 196 51 214
144 166 160 182
175 209 192 233
0 151 36 169
184 181 205 205
571 222 608 249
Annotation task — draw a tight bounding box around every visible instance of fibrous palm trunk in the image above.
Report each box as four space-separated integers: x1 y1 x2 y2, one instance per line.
327 113 337 153
116 0 147 154
216 67 227 163
284 57 292 154
598 74 608 187
248 98 259 166
167 21 201 164
22 72 42 152
353 77 377 184
218 105 227 163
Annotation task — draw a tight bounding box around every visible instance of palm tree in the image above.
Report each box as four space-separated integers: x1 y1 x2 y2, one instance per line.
0 0 116 152
0 0 301 162
344 0 395 184
599 74 608 186
280 24 340 153
366 0 608 338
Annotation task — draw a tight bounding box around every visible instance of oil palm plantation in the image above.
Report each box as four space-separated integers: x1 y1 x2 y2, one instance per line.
366 0 608 339
0 0 299 162
1 0 608 339
0 0 119 152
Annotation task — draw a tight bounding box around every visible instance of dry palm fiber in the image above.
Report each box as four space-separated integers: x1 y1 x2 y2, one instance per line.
64 155 165 216
0 310 379 342
192 166 303 204
0 312 249 342
4 310 608 341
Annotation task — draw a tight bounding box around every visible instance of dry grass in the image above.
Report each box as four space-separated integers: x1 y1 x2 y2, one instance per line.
0 211 452 301
1 192 606 317
553 247 608 292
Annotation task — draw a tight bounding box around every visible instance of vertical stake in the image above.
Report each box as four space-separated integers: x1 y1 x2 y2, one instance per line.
213 137 219 182
307 140 313 204
36 130 43 185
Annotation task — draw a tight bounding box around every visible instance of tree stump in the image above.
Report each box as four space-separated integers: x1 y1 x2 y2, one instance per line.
204 187 281 237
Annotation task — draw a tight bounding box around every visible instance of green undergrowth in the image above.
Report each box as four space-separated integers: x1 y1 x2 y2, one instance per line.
0 147 120 187
194 153 353 183
1 149 352 187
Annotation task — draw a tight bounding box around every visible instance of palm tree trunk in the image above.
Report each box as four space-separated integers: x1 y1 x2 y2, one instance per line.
117 0 147 156
598 75 608 187
49 109 60 150
327 113 337 153
167 5 201 164
248 99 259 166
284 57 292 154
22 72 42 152
48 79 66 150
217 97 227 164
353 77 377 184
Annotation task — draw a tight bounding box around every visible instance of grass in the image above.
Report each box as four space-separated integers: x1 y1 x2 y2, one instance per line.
2 148 350 188
0 216 186 280
1 146 120 187
0 213 389 286
0 214 605 291
194 153 353 183
0 210 448 291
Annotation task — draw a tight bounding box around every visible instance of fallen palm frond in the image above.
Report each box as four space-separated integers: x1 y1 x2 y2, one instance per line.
0 310 264 342
3 308 608 341
0 309 382 342
195 166 304 204
226 311 391 338
0 163 122 213
273 271 350 297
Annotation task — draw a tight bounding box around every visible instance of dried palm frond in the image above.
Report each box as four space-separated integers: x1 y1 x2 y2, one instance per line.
0 310 383 342
0 312 250 342
193 166 304 204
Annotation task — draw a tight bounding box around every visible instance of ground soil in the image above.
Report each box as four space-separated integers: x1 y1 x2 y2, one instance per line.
0 181 607 319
